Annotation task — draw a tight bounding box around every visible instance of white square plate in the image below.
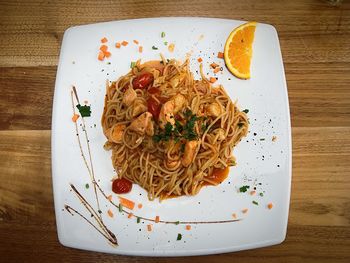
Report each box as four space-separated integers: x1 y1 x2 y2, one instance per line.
52 17 291 256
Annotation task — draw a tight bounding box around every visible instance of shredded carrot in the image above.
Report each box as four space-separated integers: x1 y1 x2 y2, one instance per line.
272 136 277 142
185 225 191 230
138 46 143 53
210 62 219 69
100 45 108 52
155 216 160 223
101 37 108 43
107 195 112 201
242 208 248 214
217 52 224 59
213 67 221 73
98 51 105 61
168 43 175 52
268 203 274 209
133 40 139 45
232 213 237 219
197 57 203 63
147 224 152 231
71 114 79 122
209 77 217 83
115 42 121 48
118 197 135 210
104 51 111 58
121 41 128 46
128 213 133 219
107 209 114 218
250 191 256 196
137 203 143 209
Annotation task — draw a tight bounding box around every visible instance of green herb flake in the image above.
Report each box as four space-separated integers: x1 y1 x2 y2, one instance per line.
85 183 89 189
130 61 136 68
161 32 166 38
107 62 111 65
252 200 259 205
239 185 250 193
164 41 168 46
174 221 180 225
76 104 91 117
176 233 182 241
152 45 158 50
118 204 123 212
98 209 102 214
238 122 244 128
243 109 249 114
137 217 141 223
180 143 185 153
260 138 265 141
259 192 264 197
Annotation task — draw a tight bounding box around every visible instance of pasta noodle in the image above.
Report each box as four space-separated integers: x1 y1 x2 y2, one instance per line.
102 57 248 201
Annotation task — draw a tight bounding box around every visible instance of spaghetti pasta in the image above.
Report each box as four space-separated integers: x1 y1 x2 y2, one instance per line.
102 57 248 201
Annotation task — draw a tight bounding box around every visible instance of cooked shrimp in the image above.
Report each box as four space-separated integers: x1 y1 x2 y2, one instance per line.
181 140 199 167
129 112 153 136
123 87 137 106
109 123 126 143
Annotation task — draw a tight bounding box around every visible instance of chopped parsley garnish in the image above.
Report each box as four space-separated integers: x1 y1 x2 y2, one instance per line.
118 204 123 212
76 104 91 117
164 41 168 45
174 221 180 225
85 183 89 189
180 143 185 153
252 200 259 205
137 217 141 223
161 32 166 38
152 45 158 50
98 209 102 214
130 61 136 68
243 109 249 114
239 185 250 193
238 122 244 128
152 110 200 143
176 233 182 241
259 192 264 197
260 138 265 141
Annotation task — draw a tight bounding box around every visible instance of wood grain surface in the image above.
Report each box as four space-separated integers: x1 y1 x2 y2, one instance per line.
0 0 349 262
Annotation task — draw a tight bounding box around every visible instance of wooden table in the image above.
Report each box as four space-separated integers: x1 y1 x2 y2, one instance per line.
1 0 349 262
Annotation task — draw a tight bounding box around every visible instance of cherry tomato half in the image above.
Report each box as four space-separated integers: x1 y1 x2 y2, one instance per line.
147 97 161 120
147 86 160 95
132 73 154 90
112 178 132 194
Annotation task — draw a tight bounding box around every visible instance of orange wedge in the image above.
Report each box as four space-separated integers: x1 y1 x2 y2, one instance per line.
224 21 257 79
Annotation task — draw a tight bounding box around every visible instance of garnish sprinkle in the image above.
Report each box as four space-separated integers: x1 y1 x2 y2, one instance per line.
161 32 166 38
176 233 182 241
252 200 259 205
85 183 89 189
76 104 91 117
243 109 249 114
239 185 250 193
152 45 158 50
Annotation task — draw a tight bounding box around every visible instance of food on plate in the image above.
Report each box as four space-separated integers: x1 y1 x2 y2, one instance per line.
101 56 248 200
224 21 257 79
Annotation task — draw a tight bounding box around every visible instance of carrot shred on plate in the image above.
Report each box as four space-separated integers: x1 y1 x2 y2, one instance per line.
100 45 108 52
121 41 129 46
71 114 79 122
267 203 274 209
101 37 108 43
232 213 237 219
104 51 111 58
115 42 121 48
128 213 133 219
107 209 114 218
138 46 143 53
137 203 143 209
133 40 139 44
185 225 191 230
107 195 112 201
213 67 221 73
209 77 217 83
197 57 203 63
168 43 175 52
210 62 219 69
217 52 224 59
147 224 152 231
119 196 135 210
155 216 160 223
250 191 256 196
98 51 105 61
242 208 248 214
